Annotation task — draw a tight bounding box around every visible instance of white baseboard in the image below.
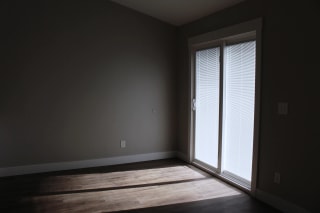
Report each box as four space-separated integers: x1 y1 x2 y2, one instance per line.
0 151 177 177
255 189 310 213
176 151 189 162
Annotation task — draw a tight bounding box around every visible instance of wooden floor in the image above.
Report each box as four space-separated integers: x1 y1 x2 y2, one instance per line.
0 159 280 213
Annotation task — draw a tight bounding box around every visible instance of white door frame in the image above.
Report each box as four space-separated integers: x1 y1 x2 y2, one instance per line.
187 18 262 195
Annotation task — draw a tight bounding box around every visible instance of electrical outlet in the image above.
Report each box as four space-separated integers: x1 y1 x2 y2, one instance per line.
274 172 280 184
278 102 288 115
120 140 126 148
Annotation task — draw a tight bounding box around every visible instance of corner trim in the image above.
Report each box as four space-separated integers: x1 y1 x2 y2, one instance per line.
0 151 177 177
255 189 310 213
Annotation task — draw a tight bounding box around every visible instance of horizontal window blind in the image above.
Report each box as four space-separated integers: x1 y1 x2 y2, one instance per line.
195 47 220 168
222 41 256 181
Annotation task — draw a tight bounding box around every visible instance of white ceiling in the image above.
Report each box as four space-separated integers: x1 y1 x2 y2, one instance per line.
110 0 244 26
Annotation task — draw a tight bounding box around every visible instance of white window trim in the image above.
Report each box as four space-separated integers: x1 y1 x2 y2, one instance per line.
188 18 262 195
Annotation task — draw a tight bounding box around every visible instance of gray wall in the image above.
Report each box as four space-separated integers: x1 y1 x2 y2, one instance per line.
177 0 319 212
0 0 177 167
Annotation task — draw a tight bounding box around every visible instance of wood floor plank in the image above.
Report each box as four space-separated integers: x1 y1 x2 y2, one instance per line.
36 165 206 194
0 159 279 213
22 179 240 213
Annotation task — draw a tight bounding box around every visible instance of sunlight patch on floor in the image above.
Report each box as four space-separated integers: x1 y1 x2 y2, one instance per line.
19 165 242 212
38 166 206 193
28 179 241 213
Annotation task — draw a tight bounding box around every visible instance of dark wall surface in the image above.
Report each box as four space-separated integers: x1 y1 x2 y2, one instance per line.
0 0 177 167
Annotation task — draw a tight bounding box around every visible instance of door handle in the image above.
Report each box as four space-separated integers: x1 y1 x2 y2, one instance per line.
192 99 196 111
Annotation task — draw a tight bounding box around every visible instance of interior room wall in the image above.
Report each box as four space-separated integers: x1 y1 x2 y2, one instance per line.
177 0 319 212
0 0 177 167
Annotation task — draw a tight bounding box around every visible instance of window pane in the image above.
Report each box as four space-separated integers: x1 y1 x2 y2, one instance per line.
195 47 220 168
222 41 256 181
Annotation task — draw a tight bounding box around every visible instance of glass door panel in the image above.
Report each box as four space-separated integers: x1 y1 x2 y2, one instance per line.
222 41 256 182
194 47 220 169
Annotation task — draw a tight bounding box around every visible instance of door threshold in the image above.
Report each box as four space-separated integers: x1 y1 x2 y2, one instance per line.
191 161 252 195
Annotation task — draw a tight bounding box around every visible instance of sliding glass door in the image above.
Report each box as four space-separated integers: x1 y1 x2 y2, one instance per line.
192 38 257 189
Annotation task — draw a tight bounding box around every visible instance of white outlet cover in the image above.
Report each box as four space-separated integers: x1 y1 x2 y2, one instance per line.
120 140 126 148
